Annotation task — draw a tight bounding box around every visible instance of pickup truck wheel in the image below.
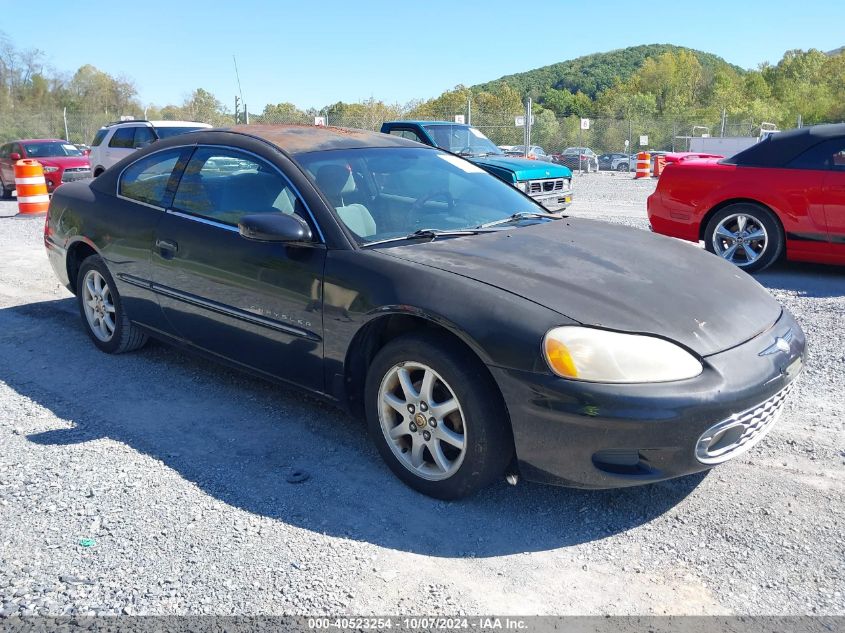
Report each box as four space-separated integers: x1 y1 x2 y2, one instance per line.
365 331 513 499
704 203 783 273
77 255 148 354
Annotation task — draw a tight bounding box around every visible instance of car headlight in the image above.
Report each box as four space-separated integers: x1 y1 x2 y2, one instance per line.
515 181 528 193
543 326 703 383
42 166 59 173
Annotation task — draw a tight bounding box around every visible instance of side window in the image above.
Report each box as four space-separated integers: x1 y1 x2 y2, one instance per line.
0 145 8 159
172 147 308 228
389 129 424 143
789 138 845 171
91 129 108 147
133 127 157 148
109 127 136 148
119 149 185 207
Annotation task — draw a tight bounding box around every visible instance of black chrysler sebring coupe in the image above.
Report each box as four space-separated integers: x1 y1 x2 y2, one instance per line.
44 125 805 499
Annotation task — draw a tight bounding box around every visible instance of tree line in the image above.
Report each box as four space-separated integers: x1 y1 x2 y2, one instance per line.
1 31 843 153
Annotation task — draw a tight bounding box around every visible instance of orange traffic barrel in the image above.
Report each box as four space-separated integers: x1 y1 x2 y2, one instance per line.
14 159 50 215
652 154 666 178
634 152 651 179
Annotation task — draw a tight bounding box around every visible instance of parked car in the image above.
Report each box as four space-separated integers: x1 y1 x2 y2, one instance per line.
507 145 549 160
598 152 628 170
88 119 212 176
648 123 845 271
0 139 91 196
45 125 804 499
553 147 599 172
381 121 573 211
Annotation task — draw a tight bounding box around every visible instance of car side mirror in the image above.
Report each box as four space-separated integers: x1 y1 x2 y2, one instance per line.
10 152 21 161
238 213 313 243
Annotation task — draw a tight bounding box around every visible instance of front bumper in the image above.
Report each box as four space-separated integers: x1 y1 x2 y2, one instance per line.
492 310 805 489
531 189 573 212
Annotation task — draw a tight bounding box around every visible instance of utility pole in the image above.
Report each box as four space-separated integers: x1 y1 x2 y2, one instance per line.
63 107 69 142
235 96 241 124
467 95 472 126
524 97 532 158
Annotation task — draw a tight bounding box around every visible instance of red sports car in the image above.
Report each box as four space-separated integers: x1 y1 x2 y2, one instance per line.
0 139 92 197
648 124 845 272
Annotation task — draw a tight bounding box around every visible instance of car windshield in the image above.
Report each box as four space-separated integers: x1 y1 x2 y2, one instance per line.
296 147 550 245
153 126 205 139
23 142 83 157
422 125 503 157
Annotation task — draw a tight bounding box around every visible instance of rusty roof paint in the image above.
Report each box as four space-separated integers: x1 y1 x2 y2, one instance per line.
222 124 421 155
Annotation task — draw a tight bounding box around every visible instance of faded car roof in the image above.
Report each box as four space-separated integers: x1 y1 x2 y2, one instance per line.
726 123 845 167
224 124 421 154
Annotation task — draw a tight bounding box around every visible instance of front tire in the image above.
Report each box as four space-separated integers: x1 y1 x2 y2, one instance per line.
704 203 783 273
77 255 148 354
365 332 513 499
616 162 628 172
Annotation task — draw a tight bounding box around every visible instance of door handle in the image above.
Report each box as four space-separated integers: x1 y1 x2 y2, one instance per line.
156 238 178 258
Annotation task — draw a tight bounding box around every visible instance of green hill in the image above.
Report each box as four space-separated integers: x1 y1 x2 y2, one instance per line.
472 44 744 99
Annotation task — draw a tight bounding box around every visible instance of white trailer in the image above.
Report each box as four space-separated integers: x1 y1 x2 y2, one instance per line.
688 136 761 157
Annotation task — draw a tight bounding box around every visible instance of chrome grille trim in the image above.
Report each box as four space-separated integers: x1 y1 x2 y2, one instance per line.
527 178 567 194
62 168 93 182
695 383 794 465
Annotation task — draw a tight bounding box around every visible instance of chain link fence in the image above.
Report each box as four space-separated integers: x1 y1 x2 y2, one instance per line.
0 105 792 157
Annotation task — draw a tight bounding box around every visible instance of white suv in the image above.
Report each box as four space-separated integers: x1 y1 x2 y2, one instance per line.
89 120 212 176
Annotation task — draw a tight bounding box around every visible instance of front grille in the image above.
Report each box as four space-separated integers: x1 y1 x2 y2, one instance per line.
62 168 93 183
527 178 568 194
695 383 794 465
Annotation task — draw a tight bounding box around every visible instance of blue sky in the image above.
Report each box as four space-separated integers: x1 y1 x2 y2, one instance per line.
5 0 844 111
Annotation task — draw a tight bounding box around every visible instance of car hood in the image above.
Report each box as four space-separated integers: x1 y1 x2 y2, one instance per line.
469 156 572 180
35 156 90 169
375 218 782 357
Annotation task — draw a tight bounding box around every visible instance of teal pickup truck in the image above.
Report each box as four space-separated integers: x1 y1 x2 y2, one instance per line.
380 121 573 211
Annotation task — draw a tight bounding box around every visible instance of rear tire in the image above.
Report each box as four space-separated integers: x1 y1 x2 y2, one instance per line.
616 163 628 172
365 331 513 499
704 203 783 273
76 255 148 354
0 176 11 199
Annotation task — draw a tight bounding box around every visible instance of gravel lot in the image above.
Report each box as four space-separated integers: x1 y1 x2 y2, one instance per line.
0 173 843 617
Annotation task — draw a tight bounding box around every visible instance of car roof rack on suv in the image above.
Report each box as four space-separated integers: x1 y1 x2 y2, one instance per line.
102 119 152 128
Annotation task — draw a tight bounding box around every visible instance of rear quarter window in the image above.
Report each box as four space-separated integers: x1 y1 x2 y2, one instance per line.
118 149 186 207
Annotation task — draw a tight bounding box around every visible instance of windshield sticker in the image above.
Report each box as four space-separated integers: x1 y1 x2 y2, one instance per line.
437 154 485 173
469 128 486 138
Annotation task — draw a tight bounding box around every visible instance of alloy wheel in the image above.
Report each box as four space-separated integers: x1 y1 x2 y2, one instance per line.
378 361 467 481
711 213 769 267
82 269 116 342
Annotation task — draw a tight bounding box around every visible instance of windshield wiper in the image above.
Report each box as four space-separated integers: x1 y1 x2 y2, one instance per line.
365 227 498 247
476 212 561 229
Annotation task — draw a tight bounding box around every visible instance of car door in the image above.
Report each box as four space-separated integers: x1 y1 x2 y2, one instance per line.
111 146 194 330
786 137 845 260
821 140 845 261
150 145 327 391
